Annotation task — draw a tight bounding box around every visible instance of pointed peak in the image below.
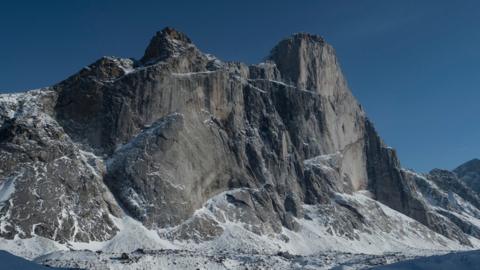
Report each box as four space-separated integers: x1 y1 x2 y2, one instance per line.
267 32 341 94
140 27 194 64
269 33 326 56
289 32 326 44
468 158 480 164
460 158 480 167
158 27 192 43
455 158 480 174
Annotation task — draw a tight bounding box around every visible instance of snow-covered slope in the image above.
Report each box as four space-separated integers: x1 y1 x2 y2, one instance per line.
8 190 479 269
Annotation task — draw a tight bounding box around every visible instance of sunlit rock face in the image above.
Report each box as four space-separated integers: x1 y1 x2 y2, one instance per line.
50 28 371 236
269 33 369 191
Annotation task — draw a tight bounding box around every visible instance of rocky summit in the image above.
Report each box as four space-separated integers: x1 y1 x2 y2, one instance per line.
1 27 480 269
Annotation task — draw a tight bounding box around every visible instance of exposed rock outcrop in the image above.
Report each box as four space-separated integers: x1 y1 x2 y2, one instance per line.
455 159 480 195
0 90 120 243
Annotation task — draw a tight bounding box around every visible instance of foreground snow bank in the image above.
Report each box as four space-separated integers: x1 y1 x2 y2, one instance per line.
34 249 418 270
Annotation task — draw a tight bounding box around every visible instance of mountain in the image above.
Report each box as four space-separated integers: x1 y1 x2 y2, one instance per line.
455 159 480 195
1 27 479 269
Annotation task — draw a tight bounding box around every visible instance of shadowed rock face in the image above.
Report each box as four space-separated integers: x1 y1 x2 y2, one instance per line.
268 33 368 191
455 159 480 195
364 120 476 245
0 90 120 243
1 27 480 249
141 27 193 64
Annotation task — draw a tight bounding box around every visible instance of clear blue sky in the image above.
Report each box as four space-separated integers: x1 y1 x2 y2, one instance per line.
1 0 479 172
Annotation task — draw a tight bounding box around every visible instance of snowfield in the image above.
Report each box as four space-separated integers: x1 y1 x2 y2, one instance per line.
1 191 477 269
32 249 480 270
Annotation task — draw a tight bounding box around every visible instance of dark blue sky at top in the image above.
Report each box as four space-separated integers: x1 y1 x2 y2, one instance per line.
1 0 479 172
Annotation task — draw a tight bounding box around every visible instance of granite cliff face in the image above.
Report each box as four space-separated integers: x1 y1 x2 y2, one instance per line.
52 28 370 238
1 28 480 264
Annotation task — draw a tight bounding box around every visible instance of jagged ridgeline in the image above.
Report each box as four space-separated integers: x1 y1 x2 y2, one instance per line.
1 27 480 259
